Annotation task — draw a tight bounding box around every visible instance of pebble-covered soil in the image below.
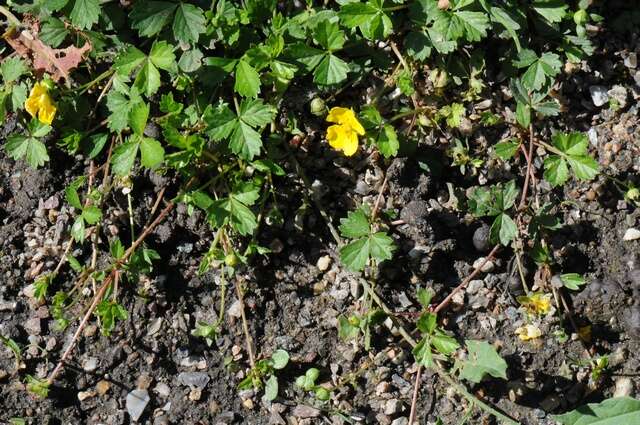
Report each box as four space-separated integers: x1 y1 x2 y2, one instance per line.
2 3 640 425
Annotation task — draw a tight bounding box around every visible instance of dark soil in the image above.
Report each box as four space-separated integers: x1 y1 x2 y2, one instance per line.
2 4 640 425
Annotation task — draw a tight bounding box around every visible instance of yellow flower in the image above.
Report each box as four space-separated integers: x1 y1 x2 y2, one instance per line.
515 324 542 341
517 292 552 316
325 107 365 156
25 82 57 125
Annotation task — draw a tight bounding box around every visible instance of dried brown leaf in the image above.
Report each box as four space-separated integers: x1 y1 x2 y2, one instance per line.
4 27 91 83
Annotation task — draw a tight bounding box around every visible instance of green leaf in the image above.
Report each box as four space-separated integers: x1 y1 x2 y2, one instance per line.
264 375 278 401
128 102 149 136
115 46 146 77
532 0 568 23
376 125 399 158
1 57 28 84
417 287 434 308
238 99 274 128
226 197 257 235
369 232 395 263
111 141 139 176
490 213 517 246
516 50 562 91
204 103 237 140
314 20 345 51
82 205 102 225
140 137 164 169
230 121 262 160
417 312 437 334
338 316 360 340
134 61 161 97
560 273 586 291
458 340 508 383
106 90 132 132
178 49 203 73
149 41 177 72
70 0 100 29
494 140 520 160
543 132 599 187
71 216 85 242
130 1 176 37
40 18 69 47
431 332 460 355
339 208 370 239
5 135 49 168
172 3 206 45
413 337 434 368
339 0 392 40
314 54 349 85
553 397 640 425
234 60 261 98
340 238 371 272
455 10 489 42
271 349 289 369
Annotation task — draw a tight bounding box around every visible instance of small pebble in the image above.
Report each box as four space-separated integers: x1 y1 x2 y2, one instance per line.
589 86 609 107
614 377 634 397
623 228 640 241
96 380 111 395
317 255 332 271
78 390 96 401
292 405 321 418
126 389 150 422
472 257 495 273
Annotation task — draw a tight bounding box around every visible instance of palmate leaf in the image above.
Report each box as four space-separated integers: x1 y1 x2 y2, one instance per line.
172 3 206 45
234 59 261 98
458 340 508 383
5 135 49 168
532 0 568 24
70 0 100 30
553 397 640 425
314 54 349 85
339 207 395 271
130 1 177 37
543 132 599 187
514 50 562 91
339 0 393 40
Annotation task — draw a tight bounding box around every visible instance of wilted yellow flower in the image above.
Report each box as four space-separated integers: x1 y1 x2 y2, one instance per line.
326 107 365 156
25 82 56 125
517 292 552 316
515 325 542 341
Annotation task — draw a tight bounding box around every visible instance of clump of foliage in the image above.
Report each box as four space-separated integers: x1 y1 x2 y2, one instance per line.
0 0 635 422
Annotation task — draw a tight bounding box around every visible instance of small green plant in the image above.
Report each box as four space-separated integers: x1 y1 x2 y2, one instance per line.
238 349 289 401
467 180 518 246
338 205 395 272
0 335 22 369
296 368 331 401
25 375 50 398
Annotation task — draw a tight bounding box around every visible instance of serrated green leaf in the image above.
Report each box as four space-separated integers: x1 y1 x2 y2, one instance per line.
128 102 149 136
491 213 517 246
431 332 460 355
553 397 640 425
543 155 569 187
39 18 69 47
376 124 399 158
238 99 274 128
340 238 371 272
369 232 395 262
339 208 370 239
140 137 164 169
314 20 345 51
134 61 161 97
1 57 28 84
494 140 520 160
5 135 49 168
71 216 85 242
149 41 176 71
70 0 100 29
230 121 262 160
111 141 139 176
82 205 102 225
533 0 568 23
130 1 176 37
114 47 146 77
314 54 349 85
172 3 206 45
106 90 132 133
458 340 508 383
226 197 257 235
234 60 261 98
204 103 237 140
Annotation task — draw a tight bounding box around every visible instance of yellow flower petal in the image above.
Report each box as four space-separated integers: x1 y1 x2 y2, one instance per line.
515 325 542 341
326 107 352 124
327 124 359 156
342 128 359 156
24 82 56 125
25 96 40 118
38 97 57 125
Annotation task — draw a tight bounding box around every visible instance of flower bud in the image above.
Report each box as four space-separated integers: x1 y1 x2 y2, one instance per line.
310 98 326 116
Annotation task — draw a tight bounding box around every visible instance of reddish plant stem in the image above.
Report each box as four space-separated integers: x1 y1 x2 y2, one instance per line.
47 198 175 385
432 245 500 314
408 364 422 425
518 124 535 210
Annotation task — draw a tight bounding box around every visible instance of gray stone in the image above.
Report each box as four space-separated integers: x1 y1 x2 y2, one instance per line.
316 255 331 271
126 389 150 422
608 85 628 108
23 317 41 335
154 382 171 398
82 357 98 372
384 399 403 415
292 405 321 418
624 228 640 241
177 372 210 389
473 257 495 273
589 85 609 107
625 53 637 69
472 225 491 252
614 377 634 397
466 280 484 295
